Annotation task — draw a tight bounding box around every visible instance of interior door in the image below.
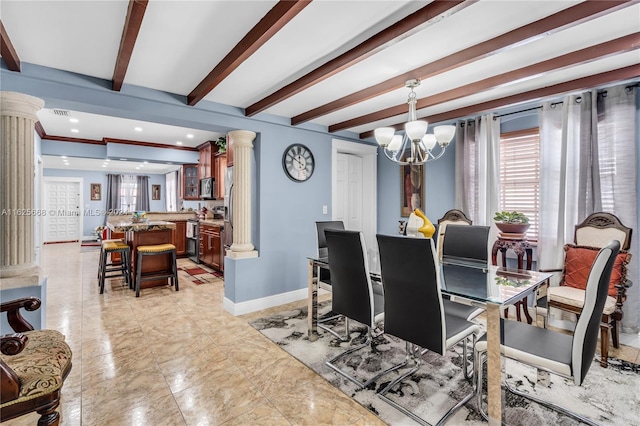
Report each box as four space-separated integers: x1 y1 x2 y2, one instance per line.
335 153 363 231
43 180 81 243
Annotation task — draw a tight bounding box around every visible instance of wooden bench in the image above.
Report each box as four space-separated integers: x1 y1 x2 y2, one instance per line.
1 297 72 425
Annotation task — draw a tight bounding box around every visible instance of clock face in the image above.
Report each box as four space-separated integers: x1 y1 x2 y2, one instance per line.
283 143 315 182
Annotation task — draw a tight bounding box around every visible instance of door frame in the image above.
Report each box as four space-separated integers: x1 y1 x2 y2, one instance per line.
331 139 377 252
42 177 84 243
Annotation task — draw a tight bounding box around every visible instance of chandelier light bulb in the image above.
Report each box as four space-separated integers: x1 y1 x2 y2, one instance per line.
374 127 395 147
422 134 437 150
388 135 403 152
434 125 456 145
405 120 428 141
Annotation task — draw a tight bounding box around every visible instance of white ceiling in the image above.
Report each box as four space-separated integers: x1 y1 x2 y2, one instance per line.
1 0 639 172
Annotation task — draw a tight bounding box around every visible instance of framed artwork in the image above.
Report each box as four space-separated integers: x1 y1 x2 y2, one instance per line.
152 184 161 200
400 164 424 217
90 183 101 201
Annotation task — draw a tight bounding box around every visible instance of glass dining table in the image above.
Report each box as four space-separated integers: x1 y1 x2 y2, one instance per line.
306 256 552 425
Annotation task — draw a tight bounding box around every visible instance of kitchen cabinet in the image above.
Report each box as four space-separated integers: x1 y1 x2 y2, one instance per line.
171 221 187 257
199 223 222 271
214 153 227 200
180 164 199 200
198 143 212 179
226 132 234 167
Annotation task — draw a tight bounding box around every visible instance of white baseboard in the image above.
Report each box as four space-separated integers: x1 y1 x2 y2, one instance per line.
223 288 309 316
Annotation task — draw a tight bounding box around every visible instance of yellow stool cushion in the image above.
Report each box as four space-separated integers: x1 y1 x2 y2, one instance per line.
138 244 176 253
103 241 129 252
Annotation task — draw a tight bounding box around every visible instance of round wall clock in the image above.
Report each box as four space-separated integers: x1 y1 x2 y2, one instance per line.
282 143 315 182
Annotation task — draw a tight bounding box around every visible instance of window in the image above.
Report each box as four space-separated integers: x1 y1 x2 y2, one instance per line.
120 175 137 212
499 128 540 242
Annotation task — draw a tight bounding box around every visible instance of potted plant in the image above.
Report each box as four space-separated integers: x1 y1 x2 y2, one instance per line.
215 136 226 153
493 211 530 234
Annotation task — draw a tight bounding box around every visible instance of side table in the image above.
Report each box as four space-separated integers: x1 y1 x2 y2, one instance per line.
491 237 534 323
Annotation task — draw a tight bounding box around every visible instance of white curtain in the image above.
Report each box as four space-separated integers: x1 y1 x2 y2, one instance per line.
456 114 501 227
121 174 137 213
166 171 178 211
539 84 638 332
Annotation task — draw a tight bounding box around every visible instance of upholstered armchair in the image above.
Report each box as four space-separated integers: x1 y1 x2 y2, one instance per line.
542 212 633 367
1 297 72 425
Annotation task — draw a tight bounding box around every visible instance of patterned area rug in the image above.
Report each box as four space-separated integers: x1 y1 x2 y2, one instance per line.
250 303 640 426
178 265 223 285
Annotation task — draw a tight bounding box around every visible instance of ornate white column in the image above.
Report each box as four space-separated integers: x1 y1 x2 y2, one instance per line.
0 92 45 288
227 129 258 259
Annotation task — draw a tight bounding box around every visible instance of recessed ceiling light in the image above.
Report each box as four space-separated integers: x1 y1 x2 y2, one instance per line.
176 141 183 145
120 158 127 161
102 164 107 167
143 161 148 164
69 118 79 123
134 127 142 132
186 134 194 139
61 156 67 159
139 164 144 167
105 159 110 162
136 167 140 170
70 129 79 133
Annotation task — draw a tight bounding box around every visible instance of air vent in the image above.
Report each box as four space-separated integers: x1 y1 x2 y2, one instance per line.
52 109 70 116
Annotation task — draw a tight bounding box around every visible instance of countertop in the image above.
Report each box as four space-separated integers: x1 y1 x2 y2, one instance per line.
107 220 177 232
107 212 199 223
199 219 224 227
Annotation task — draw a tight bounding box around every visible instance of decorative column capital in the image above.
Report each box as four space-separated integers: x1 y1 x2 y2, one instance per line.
227 130 256 148
0 91 44 121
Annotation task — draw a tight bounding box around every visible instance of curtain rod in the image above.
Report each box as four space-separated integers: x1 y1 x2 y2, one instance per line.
488 82 639 120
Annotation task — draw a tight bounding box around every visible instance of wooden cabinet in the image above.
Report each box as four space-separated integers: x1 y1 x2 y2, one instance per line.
199 223 222 271
171 221 187 257
198 143 212 179
180 164 199 200
214 153 227 200
226 132 234 167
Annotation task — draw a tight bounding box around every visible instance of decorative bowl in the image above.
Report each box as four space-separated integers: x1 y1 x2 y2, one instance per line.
495 222 530 234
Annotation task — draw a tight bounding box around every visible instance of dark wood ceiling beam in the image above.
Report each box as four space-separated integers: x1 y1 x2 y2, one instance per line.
0 19 21 71
295 0 637 125
112 0 148 92
245 0 476 117
359 65 640 139
330 32 640 132
187 0 312 106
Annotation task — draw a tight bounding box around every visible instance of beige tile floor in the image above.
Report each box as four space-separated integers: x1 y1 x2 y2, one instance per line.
4 243 383 426
4 243 639 425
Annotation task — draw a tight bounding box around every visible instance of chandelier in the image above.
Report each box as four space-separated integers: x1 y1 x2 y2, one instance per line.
374 79 456 165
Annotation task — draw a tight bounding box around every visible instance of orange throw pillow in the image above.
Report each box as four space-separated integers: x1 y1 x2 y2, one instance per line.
562 244 631 297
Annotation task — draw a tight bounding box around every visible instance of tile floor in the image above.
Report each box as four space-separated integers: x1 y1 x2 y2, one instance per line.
4 242 639 425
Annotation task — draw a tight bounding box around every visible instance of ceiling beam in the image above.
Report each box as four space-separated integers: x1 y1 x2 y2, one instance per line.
359 65 640 139
187 0 312 106
0 19 21 72
245 0 476 117
112 0 149 92
294 0 638 125
330 32 640 132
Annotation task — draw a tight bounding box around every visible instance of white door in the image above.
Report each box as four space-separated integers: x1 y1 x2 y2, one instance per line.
335 153 363 231
332 139 377 256
43 180 81 243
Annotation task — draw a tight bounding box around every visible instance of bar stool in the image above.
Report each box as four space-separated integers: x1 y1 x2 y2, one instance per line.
135 243 179 297
98 240 132 294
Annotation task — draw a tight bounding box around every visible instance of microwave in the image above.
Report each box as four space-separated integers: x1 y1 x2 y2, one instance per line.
200 178 215 199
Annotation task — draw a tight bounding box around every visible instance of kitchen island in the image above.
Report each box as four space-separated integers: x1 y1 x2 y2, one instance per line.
107 220 177 289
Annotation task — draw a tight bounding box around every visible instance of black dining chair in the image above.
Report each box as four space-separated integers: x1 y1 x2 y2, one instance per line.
323 229 402 388
474 240 620 425
376 234 482 425
440 224 490 322
315 221 345 288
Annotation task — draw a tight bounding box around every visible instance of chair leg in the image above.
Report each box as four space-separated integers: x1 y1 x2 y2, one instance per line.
36 400 60 426
379 342 474 426
136 251 142 297
326 326 407 389
611 318 620 348
172 250 179 291
599 323 609 368
99 250 107 294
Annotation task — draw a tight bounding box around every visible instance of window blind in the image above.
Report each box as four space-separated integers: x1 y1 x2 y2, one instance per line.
499 129 540 241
